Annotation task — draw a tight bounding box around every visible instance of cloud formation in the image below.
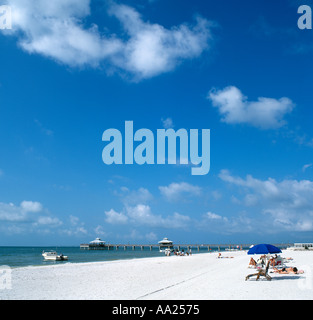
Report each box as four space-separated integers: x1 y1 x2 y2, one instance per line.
105 204 191 229
0 201 63 233
20 200 43 213
104 208 128 225
109 4 213 79
208 86 294 129
0 201 90 237
159 182 202 201
219 169 313 232
8 0 213 80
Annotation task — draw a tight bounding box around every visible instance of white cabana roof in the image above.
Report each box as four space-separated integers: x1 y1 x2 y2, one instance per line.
158 238 173 245
90 237 105 244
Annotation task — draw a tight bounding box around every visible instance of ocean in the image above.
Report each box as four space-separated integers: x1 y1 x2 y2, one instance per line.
0 246 226 268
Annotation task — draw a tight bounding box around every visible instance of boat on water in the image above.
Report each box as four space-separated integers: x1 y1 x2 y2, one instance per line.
42 251 68 261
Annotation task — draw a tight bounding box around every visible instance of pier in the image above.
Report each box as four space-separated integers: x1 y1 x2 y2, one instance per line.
80 243 292 251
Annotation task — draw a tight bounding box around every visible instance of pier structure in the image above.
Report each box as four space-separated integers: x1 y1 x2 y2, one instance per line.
80 243 159 251
80 243 292 251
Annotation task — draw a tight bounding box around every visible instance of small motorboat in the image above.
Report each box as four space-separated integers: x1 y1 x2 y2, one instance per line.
42 251 68 261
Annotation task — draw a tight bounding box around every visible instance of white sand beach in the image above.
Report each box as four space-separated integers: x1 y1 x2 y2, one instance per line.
1 250 312 300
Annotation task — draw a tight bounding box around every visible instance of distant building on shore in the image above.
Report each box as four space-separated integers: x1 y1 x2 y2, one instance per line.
80 237 106 250
89 238 106 247
158 238 174 252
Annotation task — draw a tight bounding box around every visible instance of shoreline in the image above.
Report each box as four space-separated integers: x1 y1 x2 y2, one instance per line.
9 253 177 270
1 250 312 300
1 245 250 269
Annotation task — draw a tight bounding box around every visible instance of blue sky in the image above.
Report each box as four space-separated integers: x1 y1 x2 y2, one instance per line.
1 0 313 246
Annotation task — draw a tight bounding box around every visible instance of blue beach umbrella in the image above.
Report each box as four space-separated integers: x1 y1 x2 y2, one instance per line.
248 244 282 255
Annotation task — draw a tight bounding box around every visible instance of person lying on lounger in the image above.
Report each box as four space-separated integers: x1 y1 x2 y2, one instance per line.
273 267 303 274
218 253 234 258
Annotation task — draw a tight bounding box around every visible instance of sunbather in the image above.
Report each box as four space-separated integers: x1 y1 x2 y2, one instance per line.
248 257 257 267
257 256 266 266
218 253 234 259
269 257 276 267
273 267 303 274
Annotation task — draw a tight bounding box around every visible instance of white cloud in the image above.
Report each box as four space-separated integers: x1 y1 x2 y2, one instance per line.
212 190 222 200
60 215 88 235
94 225 110 237
198 210 253 235
120 187 153 205
161 117 174 129
7 0 213 80
208 86 294 129
219 169 313 232
0 201 92 237
145 231 158 241
69 215 80 226
302 163 313 172
61 226 88 236
219 169 313 207
34 119 54 136
126 204 159 226
0 202 29 222
20 200 43 213
34 216 62 227
159 182 202 201
104 208 128 224
0 201 44 223
8 0 122 67
104 202 191 229
0 200 67 235
205 211 228 221
126 204 191 228
109 4 213 79
127 204 191 228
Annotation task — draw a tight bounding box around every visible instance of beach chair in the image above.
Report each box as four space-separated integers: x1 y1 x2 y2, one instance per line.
270 255 288 268
245 261 272 281
275 257 284 267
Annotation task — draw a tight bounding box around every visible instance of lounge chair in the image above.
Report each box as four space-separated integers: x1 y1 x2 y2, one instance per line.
245 261 272 281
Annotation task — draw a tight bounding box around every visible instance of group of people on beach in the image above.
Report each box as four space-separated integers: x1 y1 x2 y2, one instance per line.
175 249 192 256
245 253 304 281
167 249 192 256
248 254 303 274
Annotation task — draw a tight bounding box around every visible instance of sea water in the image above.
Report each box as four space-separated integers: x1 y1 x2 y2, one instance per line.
0 246 225 268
